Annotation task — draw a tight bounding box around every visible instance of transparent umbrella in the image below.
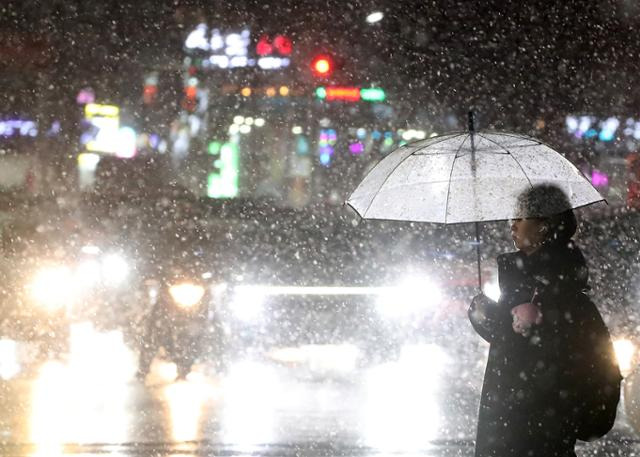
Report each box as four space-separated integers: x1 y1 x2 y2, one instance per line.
346 113 605 288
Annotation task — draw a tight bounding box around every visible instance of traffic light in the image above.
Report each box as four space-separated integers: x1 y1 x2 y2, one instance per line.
311 54 334 78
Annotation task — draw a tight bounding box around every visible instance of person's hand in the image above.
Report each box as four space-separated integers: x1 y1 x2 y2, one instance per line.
469 293 495 324
511 301 543 336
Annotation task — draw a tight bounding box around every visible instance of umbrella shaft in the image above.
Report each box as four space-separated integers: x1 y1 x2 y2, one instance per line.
475 222 482 291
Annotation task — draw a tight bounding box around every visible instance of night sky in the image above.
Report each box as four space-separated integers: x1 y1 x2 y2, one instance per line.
1 0 639 130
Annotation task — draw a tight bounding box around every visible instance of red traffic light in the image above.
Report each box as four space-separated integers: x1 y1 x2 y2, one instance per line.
311 54 333 77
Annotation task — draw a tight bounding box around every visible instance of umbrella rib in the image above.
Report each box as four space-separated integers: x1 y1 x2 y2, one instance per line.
508 154 534 187
354 133 466 213
413 151 506 156
478 133 533 187
443 134 470 223
361 148 418 217
489 131 543 145
360 134 468 217
408 132 468 154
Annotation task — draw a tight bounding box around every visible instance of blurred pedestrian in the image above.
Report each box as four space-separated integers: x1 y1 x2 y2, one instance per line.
468 184 620 457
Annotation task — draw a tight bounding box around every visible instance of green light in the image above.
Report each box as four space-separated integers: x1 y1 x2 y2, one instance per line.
315 87 327 99
207 142 239 198
360 88 386 102
208 141 222 155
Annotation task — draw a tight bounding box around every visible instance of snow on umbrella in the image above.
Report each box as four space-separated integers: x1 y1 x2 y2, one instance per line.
346 113 605 287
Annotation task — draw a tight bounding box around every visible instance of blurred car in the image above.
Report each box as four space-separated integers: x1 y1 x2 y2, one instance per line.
183 200 486 376
0 196 139 373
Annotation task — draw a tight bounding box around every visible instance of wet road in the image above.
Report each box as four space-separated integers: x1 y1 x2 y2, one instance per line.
0 323 638 456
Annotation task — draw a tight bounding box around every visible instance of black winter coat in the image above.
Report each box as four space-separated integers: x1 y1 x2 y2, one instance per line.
469 240 595 457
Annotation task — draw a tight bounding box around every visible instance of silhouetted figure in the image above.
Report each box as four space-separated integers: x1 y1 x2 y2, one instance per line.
469 184 621 457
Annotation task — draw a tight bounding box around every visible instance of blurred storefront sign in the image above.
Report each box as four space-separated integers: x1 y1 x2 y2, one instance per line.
565 115 640 146
81 104 120 154
207 142 239 199
565 114 640 208
80 103 137 159
315 87 386 103
184 25 291 70
0 119 38 138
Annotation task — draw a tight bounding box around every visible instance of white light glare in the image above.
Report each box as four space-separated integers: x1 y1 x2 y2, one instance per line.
482 278 501 302
401 129 426 141
101 254 129 285
0 339 20 380
221 361 279 445
366 11 384 23
362 344 443 450
291 126 303 135
232 286 266 321
254 118 265 127
169 283 205 309
75 260 102 288
269 344 361 374
376 277 442 320
81 245 100 255
30 266 75 311
614 338 635 376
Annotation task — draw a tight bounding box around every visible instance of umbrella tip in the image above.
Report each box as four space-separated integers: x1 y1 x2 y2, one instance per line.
468 110 475 133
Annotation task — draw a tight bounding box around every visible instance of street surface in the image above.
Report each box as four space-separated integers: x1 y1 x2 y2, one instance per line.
0 324 637 457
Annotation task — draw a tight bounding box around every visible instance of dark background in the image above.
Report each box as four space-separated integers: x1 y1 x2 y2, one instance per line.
2 0 639 130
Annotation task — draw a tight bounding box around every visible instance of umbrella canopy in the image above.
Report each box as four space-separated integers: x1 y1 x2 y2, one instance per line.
346 131 604 224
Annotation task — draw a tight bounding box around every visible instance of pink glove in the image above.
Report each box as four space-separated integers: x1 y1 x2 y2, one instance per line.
511 301 543 336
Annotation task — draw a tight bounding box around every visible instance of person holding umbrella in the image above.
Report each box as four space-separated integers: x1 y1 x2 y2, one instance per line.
346 119 619 455
468 183 617 457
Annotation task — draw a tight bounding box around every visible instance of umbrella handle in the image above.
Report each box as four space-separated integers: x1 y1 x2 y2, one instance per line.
475 221 483 292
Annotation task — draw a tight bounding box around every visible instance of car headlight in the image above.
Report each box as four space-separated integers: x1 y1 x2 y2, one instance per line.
30 266 76 311
169 283 205 309
376 277 443 320
231 286 266 322
75 259 102 287
613 338 635 376
101 253 129 286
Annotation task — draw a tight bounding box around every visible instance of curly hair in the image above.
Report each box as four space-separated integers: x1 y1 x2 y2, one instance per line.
516 184 577 243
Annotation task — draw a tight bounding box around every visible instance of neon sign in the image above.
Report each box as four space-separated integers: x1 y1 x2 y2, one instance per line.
360 87 386 102
591 169 609 187
0 120 37 138
76 87 95 105
185 25 291 70
256 35 292 56
208 142 239 198
83 103 120 154
315 87 386 102
318 129 337 166
566 115 640 142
